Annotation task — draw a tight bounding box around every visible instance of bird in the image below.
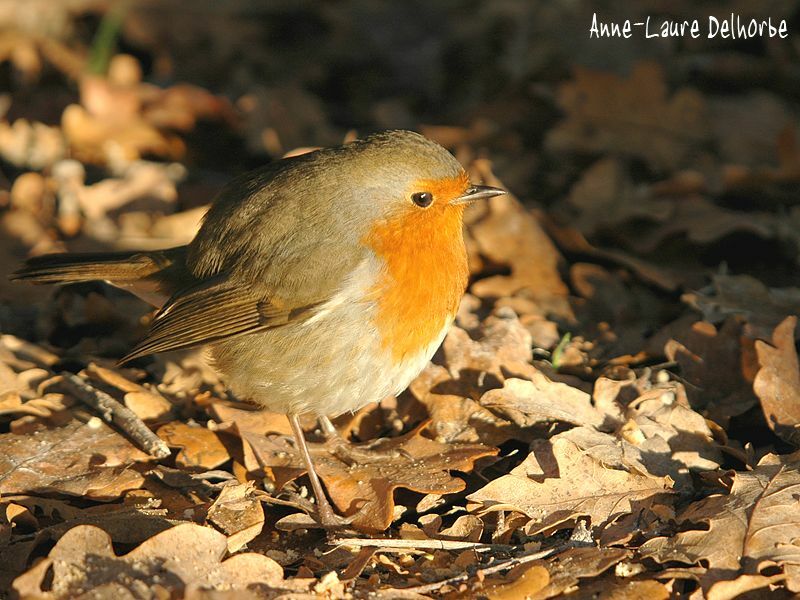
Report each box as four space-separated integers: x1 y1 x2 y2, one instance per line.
11 130 506 528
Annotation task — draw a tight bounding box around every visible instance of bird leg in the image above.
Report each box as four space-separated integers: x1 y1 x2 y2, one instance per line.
288 414 349 529
318 415 410 465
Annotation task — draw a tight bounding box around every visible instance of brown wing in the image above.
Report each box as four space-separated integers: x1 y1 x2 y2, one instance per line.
120 276 321 363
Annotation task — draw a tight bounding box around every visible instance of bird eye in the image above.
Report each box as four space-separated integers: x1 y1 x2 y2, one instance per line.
411 191 433 208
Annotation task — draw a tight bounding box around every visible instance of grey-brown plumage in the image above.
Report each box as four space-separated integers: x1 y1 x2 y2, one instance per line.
11 130 465 365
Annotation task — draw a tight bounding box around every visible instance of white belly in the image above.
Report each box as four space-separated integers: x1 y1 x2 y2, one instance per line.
210 257 451 417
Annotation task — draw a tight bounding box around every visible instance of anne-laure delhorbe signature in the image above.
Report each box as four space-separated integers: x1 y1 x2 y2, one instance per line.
590 12 789 40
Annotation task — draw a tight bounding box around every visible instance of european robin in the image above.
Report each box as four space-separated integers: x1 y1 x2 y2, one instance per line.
12 130 506 528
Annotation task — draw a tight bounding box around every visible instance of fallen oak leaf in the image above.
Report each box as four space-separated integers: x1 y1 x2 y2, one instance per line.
244 421 497 531
483 564 550 600
682 274 800 341
665 318 757 425
753 316 800 446
466 168 571 320
640 453 800 592
560 158 673 237
546 62 709 172
523 547 630 599
206 481 264 553
467 429 673 535
12 522 299 599
443 311 533 386
627 196 775 256
157 422 230 469
479 374 609 430
209 401 293 437
707 573 787 600
624 384 724 489
406 363 517 445
0 419 152 499
541 214 683 292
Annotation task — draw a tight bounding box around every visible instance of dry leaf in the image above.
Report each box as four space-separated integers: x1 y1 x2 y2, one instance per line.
245 422 497 531
206 481 264 553
157 422 230 469
753 316 800 446
706 573 786 600
468 190 571 319
443 312 533 385
12 523 295 599
682 274 800 341
508 547 630 600
561 158 672 236
665 318 756 424
483 564 550 600
86 364 172 421
546 62 709 171
0 118 66 170
0 419 151 499
627 196 775 255
480 375 608 430
468 430 672 534
406 363 515 445
641 454 800 591
571 578 670 599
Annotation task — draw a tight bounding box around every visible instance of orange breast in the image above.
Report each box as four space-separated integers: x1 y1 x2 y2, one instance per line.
364 176 470 362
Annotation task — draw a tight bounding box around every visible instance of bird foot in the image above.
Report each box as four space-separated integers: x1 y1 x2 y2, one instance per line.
275 504 357 536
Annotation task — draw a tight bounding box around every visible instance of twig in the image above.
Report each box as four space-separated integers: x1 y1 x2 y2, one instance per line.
399 544 565 595
331 537 515 552
61 371 171 459
341 547 377 582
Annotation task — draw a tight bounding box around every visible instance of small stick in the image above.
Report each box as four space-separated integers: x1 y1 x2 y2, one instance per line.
400 544 564 595
331 537 515 552
341 547 377 582
61 371 171 459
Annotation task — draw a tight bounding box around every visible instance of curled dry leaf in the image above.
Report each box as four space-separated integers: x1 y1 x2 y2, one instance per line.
523 547 631 600
480 374 608 430
468 190 571 320
438 514 484 542
641 453 800 592
560 158 672 237
0 419 152 499
157 422 231 469
682 274 800 341
206 481 264 553
665 318 756 424
443 312 533 385
753 315 800 446
12 523 297 599
468 429 673 534
407 363 516 445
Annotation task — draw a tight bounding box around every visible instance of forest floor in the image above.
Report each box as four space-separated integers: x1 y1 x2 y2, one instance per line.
1 2 800 598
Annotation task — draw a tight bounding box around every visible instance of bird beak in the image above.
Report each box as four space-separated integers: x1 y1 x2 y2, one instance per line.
451 184 507 205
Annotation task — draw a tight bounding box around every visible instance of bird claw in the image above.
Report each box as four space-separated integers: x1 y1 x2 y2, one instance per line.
275 506 357 537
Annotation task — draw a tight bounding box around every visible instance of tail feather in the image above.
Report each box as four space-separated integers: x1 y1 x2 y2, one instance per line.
10 249 175 285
